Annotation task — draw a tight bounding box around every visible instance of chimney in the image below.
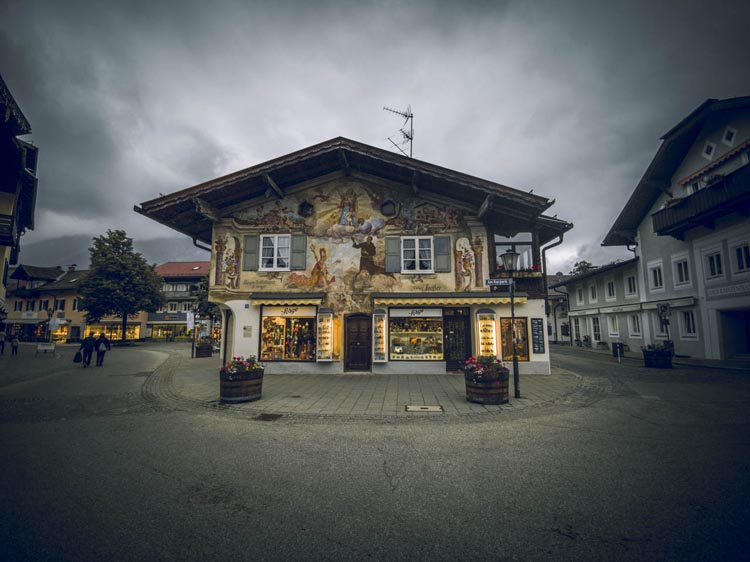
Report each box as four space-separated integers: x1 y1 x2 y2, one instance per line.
67 264 77 273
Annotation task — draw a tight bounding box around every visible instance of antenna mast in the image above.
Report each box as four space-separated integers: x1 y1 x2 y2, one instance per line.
383 105 414 158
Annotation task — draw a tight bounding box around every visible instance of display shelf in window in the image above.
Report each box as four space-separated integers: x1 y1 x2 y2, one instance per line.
316 309 333 362
388 312 444 361
373 309 387 362
476 309 497 357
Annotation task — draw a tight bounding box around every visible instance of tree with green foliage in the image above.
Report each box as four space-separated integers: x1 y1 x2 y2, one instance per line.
194 275 220 319
78 230 165 343
568 260 597 276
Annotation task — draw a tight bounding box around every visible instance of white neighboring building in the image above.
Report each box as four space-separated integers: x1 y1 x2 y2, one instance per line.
558 97 750 361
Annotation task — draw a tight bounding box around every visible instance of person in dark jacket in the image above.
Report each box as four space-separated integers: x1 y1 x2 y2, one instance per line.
80 333 97 367
95 333 111 366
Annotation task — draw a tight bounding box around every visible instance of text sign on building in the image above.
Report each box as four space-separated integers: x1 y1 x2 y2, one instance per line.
262 306 317 317
531 318 545 354
485 278 513 286
390 308 443 318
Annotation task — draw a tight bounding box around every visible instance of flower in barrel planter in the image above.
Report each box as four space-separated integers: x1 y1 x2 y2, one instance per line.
220 356 265 403
463 356 510 405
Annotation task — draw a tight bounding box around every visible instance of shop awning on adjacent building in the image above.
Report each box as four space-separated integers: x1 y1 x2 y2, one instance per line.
249 293 326 306
371 292 528 306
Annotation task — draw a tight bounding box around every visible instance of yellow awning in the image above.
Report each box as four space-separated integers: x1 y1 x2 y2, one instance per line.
373 296 527 306
251 297 323 306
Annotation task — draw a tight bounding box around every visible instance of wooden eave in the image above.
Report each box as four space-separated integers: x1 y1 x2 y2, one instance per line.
135 137 554 245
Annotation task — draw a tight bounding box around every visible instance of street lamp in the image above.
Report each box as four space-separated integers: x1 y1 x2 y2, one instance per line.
500 249 521 399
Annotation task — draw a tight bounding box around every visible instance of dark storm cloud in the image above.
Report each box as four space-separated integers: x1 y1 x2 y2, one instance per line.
1 0 748 272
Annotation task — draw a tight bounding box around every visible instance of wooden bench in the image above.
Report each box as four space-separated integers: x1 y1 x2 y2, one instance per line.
35 342 56 356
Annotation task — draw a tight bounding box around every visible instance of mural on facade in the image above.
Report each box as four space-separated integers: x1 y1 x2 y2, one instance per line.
213 180 486 313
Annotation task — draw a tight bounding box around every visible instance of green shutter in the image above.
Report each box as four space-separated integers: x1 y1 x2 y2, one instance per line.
242 235 259 271
385 237 401 273
434 235 451 272
290 234 307 270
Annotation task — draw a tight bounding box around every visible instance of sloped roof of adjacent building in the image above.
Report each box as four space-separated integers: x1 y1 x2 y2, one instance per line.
135 137 572 246
548 257 639 289
602 96 750 247
35 269 89 292
0 73 31 135
155 261 211 278
9 264 64 281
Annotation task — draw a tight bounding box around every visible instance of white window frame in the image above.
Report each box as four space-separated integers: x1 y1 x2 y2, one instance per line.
702 141 716 160
605 278 616 302
704 249 725 281
401 236 434 274
73 298 79 312
722 127 737 147
647 260 665 293
168 302 178 312
259 234 291 271
607 315 619 337
628 314 642 338
588 284 598 304
680 310 698 340
181 302 192 312
573 317 581 341
731 241 750 275
591 317 601 342
576 286 584 306
671 253 692 289
625 273 638 298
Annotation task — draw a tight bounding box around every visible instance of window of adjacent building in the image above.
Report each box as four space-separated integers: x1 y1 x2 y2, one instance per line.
722 127 737 147
260 234 291 271
402 236 433 273
55 299 66 311
702 141 716 160
162 283 171 292
681 310 698 339
73 298 79 311
573 317 581 341
672 255 691 288
181 302 192 312
14 301 23 311
168 302 178 312
706 251 724 279
40 299 50 310
176 284 187 291
589 285 597 303
576 287 584 305
625 274 638 297
606 280 616 300
687 181 701 195
629 314 642 337
608 315 618 337
648 262 664 292
734 242 750 273
591 317 601 341
26 300 35 311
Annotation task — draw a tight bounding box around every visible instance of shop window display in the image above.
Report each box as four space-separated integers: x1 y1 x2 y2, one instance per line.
500 317 529 361
261 316 316 361
388 317 444 360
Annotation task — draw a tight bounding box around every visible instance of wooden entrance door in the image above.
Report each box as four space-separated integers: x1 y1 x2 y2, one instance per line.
444 308 471 370
345 314 372 371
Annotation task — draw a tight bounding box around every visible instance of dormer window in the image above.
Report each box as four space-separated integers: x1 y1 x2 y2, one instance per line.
722 127 737 147
702 142 716 160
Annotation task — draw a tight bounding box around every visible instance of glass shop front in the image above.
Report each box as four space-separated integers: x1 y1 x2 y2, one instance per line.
387 308 444 361
260 306 317 361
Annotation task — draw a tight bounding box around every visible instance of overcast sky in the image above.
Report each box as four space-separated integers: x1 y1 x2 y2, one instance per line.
2 0 748 273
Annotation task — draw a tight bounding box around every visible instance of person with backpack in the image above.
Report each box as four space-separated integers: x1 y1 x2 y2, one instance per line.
95 333 111 366
79 333 97 367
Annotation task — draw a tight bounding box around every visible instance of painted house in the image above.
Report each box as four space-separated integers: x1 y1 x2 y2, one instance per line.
136 137 572 374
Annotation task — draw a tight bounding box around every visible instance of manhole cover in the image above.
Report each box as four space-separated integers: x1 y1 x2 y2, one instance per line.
253 413 283 422
405 405 444 413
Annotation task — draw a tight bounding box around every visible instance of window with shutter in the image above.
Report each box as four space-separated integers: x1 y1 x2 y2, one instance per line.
242 235 259 271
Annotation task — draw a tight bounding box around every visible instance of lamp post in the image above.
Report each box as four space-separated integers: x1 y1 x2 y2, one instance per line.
501 249 521 399
190 310 200 359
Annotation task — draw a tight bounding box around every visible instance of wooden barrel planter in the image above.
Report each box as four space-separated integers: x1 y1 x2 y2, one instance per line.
195 343 213 358
220 369 264 403
465 377 509 405
643 350 672 369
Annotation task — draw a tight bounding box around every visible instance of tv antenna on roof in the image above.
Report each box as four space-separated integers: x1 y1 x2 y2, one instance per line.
383 105 413 158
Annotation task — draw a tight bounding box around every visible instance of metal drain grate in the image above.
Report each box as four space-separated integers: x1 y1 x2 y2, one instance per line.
405 405 444 413
253 413 283 422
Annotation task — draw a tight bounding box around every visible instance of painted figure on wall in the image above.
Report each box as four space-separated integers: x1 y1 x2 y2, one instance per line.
351 235 387 278
224 237 241 289
288 243 336 289
214 235 227 287
455 237 475 291
471 236 484 287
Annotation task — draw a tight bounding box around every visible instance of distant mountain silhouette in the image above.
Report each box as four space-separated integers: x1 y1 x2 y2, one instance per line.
16 235 210 268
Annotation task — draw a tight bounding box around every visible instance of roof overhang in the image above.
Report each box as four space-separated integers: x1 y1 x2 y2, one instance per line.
135 137 556 245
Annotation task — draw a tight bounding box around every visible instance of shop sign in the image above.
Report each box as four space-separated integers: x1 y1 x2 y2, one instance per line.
21 311 39 320
707 282 750 299
390 308 442 318
262 306 316 317
243 325 253 338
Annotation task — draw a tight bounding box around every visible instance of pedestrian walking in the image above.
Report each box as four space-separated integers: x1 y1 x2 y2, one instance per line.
11 334 19 356
80 333 97 368
0 328 5 355
95 333 111 366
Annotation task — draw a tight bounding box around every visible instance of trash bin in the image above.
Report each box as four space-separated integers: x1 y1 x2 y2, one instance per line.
612 342 625 358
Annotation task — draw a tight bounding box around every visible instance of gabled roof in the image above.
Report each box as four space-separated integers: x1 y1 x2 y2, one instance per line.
135 137 570 245
549 257 639 289
602 96 750 246
10 265 63 281
155 261 211 278
0 74 31 136
36 270 89 292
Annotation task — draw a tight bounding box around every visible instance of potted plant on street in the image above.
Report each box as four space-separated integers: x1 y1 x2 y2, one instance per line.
463 355 510 405
642 343 673 368
220 355 265 403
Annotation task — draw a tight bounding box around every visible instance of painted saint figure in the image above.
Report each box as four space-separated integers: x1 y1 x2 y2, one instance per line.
351 236 386 277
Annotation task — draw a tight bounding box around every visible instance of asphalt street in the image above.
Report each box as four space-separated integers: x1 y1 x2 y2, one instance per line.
1 343 748 561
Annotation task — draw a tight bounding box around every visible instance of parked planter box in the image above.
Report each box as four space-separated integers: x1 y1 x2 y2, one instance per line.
220 369 264 403
643 350 672 369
